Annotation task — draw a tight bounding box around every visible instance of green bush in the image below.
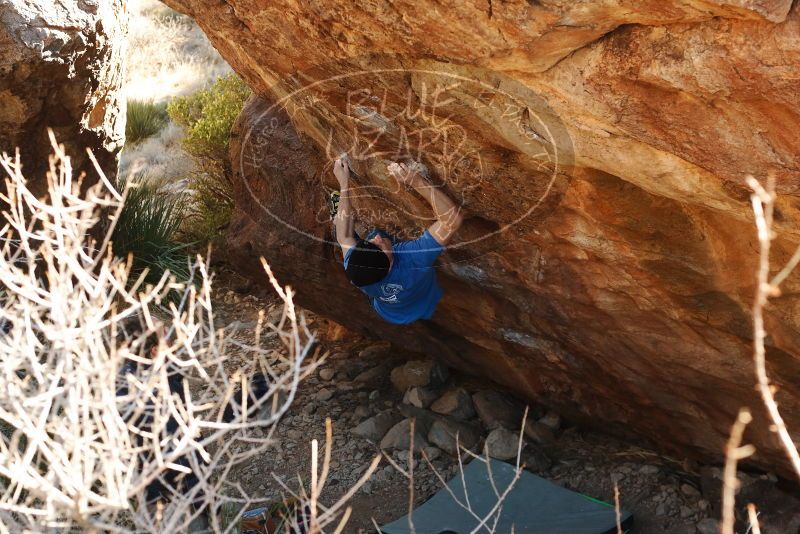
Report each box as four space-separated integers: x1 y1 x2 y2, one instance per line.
168 74 250 163
168 74 250 246
126 100 169 144
112 174 191 285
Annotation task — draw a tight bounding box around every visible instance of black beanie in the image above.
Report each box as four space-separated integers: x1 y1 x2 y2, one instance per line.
346 240 391 286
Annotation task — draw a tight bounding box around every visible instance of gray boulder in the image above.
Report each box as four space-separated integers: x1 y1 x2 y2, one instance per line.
523 420 556 445
352 411 402 442
472 390 525 430
380 418 430 452
352 363 390 388
431 388 475 421
485 427 521 460
403 386 440 408
427 419 481 456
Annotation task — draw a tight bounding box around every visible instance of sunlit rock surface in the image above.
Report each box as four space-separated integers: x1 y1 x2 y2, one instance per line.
0 0 125 185
166 0 800 473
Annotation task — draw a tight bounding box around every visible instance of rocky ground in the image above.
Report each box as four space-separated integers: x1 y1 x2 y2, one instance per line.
210 270 800 533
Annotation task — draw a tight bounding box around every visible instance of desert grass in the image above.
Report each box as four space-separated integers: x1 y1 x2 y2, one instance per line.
126 0 230 104
121 0 232 187
126 99 169 144
112 172 191 284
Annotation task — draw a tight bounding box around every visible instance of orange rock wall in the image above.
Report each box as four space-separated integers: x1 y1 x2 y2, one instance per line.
165 0 800 472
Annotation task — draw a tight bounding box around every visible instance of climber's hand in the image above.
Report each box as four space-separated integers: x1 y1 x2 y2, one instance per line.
333 158 350 188
388 162 422 187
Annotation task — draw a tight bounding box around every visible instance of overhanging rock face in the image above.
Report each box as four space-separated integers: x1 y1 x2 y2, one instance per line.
0 0 125 186
165 0 800 472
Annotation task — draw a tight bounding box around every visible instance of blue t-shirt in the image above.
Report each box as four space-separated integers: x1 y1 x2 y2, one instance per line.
344 230 443 324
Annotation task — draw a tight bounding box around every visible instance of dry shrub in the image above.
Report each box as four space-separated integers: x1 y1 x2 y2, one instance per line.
0 136 332 532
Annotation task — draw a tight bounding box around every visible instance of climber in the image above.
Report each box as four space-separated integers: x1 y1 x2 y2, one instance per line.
331 157 463 324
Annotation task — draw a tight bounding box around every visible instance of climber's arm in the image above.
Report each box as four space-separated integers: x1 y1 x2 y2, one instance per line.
388 163 464 246
334 158 357 255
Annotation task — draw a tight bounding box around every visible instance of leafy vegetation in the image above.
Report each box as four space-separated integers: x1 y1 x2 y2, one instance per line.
126 100 169 144
167 74 250 246
112 174 191 284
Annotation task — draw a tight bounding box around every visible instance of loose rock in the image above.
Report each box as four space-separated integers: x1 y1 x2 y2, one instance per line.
422 446 442 462
316 388 334 401
696 518 718 534
358 342 392 359
390 360 449 392
523 420 556 445
427 419 481 456
431 388 475 421
485 427 522 460
380 418 430 452
319 368 335 381
538 411 562 432
472 390 525 430
352 411 402 442
353 364 390 388
403 387 440 409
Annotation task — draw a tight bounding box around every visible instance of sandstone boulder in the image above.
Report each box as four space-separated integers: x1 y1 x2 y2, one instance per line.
0 0 125 188
176 0 800 474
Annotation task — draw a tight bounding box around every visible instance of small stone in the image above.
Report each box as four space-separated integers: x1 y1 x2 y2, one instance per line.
680 505 693 519
656 503 666 516
696 518 718 534
639 465 659 475
369 390 380 401
403 387 440 408
352 411 402 442
353 405 371 419
380 418 430 452
431 388 475 421
523 421 556 445
427 419 481 456
697 499 709 511
538 411 561 432
422 446 442 461
681 483 701 499
319 368 335 381
353 364 390 388
390 360 449 392
472 390 525 430
520 445 551 472
316 388 334 401
358 342 392 359
361 481 373 495
485 427 522 460
303 402 317 415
